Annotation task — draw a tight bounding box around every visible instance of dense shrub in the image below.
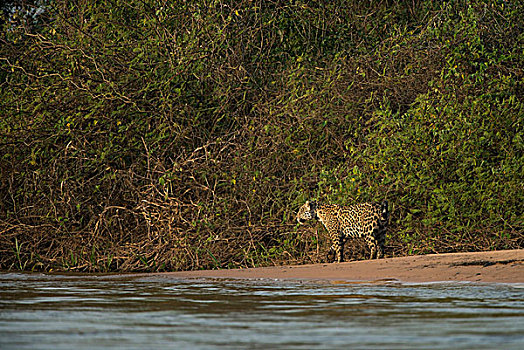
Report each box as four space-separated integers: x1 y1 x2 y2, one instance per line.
1 0 522 271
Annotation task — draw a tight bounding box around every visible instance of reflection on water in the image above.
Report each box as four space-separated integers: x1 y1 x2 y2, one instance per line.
1 273 523 349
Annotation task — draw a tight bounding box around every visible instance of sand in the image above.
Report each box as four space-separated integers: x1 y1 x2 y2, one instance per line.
159 250 524 283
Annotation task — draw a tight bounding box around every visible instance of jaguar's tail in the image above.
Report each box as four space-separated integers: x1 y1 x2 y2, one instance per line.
380 200 389 223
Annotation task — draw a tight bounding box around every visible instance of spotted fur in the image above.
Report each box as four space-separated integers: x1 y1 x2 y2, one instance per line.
297 200 388 262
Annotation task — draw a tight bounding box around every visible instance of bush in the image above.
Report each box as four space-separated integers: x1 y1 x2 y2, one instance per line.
1 0 522 271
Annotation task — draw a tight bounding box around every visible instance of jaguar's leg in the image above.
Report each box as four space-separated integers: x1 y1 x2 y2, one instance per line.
338 236 345 263
377 232 385 259
366 236 377 259
333 235 344 263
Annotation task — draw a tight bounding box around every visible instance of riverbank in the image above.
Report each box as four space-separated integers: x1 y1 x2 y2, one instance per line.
156 250 524 283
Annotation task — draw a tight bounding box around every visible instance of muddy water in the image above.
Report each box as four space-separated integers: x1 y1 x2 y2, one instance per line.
1 273 523 349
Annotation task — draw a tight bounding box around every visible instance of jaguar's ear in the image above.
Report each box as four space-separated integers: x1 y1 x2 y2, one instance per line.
305 200 310 206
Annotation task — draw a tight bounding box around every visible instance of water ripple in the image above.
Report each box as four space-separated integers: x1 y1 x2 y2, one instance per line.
0 273 523 349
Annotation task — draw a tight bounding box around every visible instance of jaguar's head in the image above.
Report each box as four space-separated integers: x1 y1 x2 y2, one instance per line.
296 200 317 224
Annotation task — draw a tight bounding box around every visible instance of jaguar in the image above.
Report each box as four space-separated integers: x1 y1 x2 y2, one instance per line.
296 200 389 262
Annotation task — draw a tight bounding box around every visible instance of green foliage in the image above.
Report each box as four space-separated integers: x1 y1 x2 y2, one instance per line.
0 0 522 271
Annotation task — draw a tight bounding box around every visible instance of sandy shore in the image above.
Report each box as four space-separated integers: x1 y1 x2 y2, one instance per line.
157 250 524 283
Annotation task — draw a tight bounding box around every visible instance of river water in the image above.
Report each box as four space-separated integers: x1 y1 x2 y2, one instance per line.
1 273 523 349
